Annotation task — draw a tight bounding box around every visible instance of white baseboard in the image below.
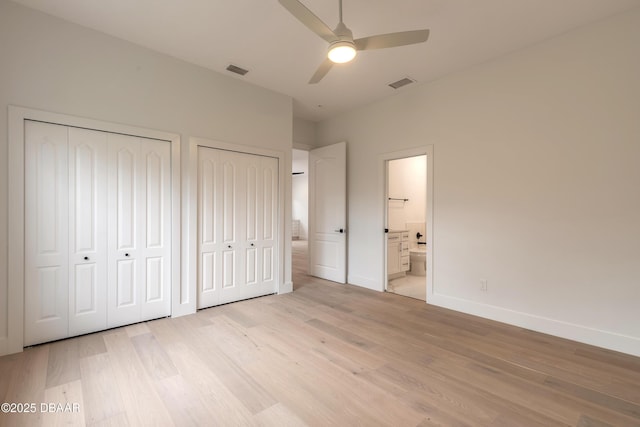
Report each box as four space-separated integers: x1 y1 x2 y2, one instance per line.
347 275 383 292
430 293 640 357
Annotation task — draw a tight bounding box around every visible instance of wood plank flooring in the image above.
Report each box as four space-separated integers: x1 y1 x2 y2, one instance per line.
1 240 639 426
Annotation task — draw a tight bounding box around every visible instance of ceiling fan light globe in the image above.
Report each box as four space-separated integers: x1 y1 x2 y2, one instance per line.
328 42 356 63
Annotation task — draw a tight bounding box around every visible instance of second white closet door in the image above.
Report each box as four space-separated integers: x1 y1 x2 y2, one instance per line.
198 147 278 309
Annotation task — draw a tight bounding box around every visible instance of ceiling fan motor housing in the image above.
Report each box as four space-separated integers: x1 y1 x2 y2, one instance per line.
328 22 356 63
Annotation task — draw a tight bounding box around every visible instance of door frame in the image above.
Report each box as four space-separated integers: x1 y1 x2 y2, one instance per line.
378 145 434 302
187 137 288 312
6 106 181 356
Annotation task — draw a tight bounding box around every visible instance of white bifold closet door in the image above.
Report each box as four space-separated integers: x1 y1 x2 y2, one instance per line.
197 147 278 309
24 120 171 346
107 133 171 329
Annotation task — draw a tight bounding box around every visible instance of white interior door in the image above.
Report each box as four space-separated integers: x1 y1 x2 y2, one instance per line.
24 121 70 346
198 147 278 309
308 141 347 283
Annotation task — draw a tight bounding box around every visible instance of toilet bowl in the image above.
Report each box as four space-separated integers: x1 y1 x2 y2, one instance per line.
409 247 426 276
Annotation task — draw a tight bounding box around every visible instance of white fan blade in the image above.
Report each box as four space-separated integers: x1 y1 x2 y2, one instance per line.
279 0 337 43
309 58 334 84
354 29 429 51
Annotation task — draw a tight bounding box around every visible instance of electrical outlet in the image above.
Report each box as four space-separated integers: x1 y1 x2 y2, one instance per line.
480 279 488 292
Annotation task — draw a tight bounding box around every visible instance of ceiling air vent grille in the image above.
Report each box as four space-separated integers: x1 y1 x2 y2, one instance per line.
388 77 415 89
226 64 249 76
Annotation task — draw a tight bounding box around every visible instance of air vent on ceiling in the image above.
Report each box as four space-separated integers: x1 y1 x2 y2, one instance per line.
226 64 249 76
388 77 415 90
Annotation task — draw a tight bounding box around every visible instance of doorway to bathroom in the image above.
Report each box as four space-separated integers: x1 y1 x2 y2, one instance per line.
383 148 432 301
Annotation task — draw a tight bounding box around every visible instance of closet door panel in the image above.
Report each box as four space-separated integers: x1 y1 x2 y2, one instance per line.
263 248 274 282
222 251 235 288
145 152 164 248
219 151 245 304
116 259 136 306
115 146 136 250
107 134 172 327
262 159 277 241
68 128 108 336
145 257 164 301
24 121 70 346
260 156 278 294
246 162 258 243
244 156 259 288
140 139 172 320
197 147 221 308
107 134 142 327
246 248 258 285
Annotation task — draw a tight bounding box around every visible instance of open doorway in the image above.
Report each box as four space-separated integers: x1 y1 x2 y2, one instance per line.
385 154 428 301
292 149 309 289
292 142 347 287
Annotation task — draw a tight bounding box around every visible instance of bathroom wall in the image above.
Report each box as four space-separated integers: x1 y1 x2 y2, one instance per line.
388 156 427 236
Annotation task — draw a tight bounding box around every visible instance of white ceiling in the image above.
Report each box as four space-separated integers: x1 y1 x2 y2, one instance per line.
12 0 640 122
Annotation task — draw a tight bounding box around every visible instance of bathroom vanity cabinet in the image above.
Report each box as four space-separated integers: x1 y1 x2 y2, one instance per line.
387 230 410 276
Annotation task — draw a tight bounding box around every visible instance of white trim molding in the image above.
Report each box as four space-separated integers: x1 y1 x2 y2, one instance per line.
5 106 181 356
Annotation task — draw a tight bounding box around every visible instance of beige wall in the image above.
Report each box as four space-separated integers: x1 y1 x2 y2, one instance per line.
317 8 640 355
292 117 317 150
0 1 293 352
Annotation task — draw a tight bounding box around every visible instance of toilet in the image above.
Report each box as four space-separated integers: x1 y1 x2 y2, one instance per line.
409 247 426 276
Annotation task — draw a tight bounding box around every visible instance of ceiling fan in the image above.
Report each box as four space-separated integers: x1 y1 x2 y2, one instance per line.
278 0 430 84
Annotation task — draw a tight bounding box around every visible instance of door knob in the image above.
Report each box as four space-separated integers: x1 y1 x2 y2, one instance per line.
83 256 89 261
228 245 232 249
125 253 130 257
250 243 255 247
334 228 344 233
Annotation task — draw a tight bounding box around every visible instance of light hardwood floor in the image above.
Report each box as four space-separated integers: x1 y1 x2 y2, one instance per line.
2 241 639 426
